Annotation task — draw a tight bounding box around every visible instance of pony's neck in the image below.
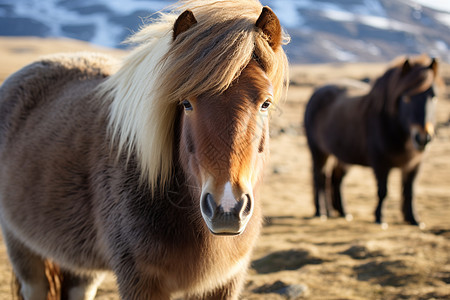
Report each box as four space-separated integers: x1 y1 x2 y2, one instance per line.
375 106 411 152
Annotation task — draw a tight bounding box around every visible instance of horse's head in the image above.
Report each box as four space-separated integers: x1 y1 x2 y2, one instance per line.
396 57 439 151
179 62 272 235
174 7 283 235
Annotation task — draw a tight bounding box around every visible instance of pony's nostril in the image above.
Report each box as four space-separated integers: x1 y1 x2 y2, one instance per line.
415 132 431 147
201 193 216 220
233 194 252 218
414 133 427 146
243 194 252 216
414 133 422 145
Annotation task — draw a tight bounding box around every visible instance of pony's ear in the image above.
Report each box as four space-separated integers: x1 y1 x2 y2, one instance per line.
173 10 197 41
401 59 411 77
256 6 282 50
429 58 438 75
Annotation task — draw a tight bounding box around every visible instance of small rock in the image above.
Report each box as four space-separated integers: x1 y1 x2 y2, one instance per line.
282 283 308 299
253 280 308 299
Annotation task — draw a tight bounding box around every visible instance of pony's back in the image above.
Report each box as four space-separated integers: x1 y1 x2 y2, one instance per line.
304 80 373 167
305 79 370 126
0 53 118 274
0 53 116 144
304 85 345 131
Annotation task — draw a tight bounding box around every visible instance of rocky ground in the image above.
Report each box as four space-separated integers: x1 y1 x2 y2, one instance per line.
0 38 449 299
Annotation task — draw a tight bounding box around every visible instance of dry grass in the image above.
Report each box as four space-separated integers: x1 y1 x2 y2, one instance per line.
0 37 448 299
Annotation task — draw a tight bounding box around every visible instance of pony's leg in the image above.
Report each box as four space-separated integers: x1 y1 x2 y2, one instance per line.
118 276 170 300
60 269 105 300
186 272 245 300
114 265 170 300
1 228 48 300
330 161 350 218
401 165 420 226
373 166 390 224
311 152 329 218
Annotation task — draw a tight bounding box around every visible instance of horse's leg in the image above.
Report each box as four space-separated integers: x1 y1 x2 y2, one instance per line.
331 161 350 218
373 166 390 224
113 260 170 300
311 151 329 218
1 228 48 300
117 275 170 300
186 272 246 300
401 164 420 225
60 269 105 300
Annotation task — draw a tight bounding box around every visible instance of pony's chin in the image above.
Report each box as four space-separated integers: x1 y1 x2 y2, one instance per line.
205 223 247 236
208 229 243 236
203 217 250 236
412 141 427 152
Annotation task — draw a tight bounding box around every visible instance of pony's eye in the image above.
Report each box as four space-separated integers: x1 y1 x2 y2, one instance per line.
182 100 193 111
260 99 272 112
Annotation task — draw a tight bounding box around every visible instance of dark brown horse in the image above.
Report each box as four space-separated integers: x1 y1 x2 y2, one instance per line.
304 55 439 226
0 0 289 299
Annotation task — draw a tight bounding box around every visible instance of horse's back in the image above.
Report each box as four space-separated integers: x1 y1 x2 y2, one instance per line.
0 53 117 269
304 84 345 125
304 84 348 148
304 80 371 165
0 52 117 144
305 79 370 125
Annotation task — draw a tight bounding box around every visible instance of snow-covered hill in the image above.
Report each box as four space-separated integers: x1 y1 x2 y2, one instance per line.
0 0 449 63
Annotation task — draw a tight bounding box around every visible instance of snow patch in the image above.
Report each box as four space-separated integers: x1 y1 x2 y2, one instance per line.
321 40 356 62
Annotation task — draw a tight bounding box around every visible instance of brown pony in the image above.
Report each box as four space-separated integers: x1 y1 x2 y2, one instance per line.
0 0 289 299
304 55 439 226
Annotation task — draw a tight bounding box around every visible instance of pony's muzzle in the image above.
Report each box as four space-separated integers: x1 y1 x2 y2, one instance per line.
414 132 432 149
411 123 434 151
201 193 253 236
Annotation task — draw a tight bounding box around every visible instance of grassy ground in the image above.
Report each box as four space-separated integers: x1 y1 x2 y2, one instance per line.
0 37 448 299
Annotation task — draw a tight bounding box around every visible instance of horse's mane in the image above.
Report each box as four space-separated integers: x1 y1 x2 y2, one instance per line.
97 0 289 192
366 54 439 115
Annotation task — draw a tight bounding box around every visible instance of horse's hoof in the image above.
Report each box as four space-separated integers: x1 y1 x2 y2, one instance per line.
345 214 353 221
376 220 388 230
320 215 328 221
419 222 426 230
405 218 422 227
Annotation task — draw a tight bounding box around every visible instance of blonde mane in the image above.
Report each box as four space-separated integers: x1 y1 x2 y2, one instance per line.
98 0 289 192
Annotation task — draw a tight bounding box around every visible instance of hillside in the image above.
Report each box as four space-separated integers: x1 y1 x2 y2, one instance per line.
0 0 449 63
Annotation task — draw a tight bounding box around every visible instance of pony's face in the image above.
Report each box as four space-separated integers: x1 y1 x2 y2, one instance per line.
179 61 272 235
406 86 436 151
398 60 438 151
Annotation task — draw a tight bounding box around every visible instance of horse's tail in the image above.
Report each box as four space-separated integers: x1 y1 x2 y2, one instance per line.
11 260 63 300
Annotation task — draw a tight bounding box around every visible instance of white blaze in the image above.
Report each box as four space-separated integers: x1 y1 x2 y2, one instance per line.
220 182 238 212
